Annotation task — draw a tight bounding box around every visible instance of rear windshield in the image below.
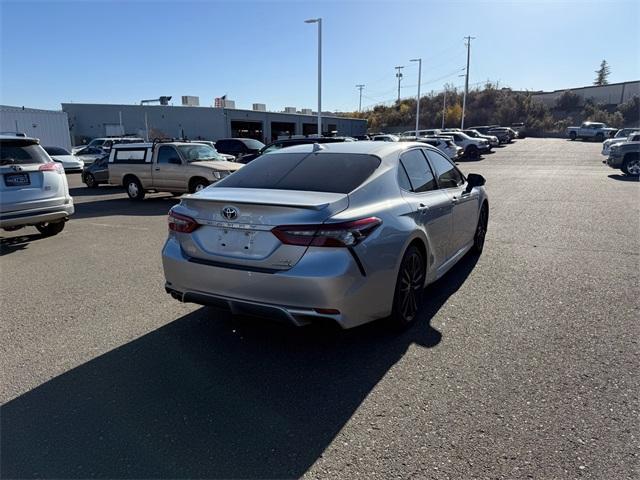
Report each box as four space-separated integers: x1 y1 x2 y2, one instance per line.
44 146 71 156
241 139 265 150
1 140 50 165
215 152 381 193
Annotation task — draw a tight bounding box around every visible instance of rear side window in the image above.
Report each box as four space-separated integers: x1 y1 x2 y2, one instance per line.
425 150 464 189
113 148 147 163
399 149 436 193
216 152 380 194
0 141 50 165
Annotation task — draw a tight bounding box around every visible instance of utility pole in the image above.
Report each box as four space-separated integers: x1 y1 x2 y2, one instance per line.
442 89 447 129
410 59 421 134
395 66 404 103
356 84 365 112
461 35 475 129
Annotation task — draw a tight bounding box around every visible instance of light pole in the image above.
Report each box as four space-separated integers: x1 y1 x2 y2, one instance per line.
410 58 421 135
305 18 322 136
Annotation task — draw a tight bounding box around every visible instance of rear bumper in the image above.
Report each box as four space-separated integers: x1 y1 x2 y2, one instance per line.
162 236 394 329
0 203 74 228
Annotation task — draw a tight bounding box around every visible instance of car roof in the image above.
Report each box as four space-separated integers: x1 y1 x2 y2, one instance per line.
111 141 195 149
0 134 39 143
267 140 438 159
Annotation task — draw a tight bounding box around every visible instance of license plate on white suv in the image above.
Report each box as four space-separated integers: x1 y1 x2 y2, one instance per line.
4 173 30 187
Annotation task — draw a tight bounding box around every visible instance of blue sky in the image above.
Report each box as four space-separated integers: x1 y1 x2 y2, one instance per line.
1 0 639 112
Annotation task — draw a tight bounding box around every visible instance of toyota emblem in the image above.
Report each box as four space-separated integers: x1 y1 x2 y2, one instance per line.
221 206 239 220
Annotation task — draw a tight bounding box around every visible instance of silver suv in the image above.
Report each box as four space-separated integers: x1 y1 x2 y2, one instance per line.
0 135 74 236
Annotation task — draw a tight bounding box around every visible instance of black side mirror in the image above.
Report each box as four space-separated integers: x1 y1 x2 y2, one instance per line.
465 173 486 193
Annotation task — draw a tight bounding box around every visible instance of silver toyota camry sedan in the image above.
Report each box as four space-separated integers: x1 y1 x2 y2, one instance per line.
162 141 488 329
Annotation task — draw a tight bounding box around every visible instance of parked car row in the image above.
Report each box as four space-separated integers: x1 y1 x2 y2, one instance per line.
370 124 520 161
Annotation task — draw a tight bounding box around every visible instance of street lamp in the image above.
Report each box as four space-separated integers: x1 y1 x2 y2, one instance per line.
410 58 421 135
305 18 322 136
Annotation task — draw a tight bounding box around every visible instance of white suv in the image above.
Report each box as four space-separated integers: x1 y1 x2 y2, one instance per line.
440 131 491 159
0 135 74 236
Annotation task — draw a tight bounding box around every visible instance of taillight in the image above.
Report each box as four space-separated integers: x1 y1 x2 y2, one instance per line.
39 162 63 173
168 210 199 233
272 217 382 247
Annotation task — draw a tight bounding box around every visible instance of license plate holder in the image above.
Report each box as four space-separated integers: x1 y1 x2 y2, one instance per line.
4 173 30 187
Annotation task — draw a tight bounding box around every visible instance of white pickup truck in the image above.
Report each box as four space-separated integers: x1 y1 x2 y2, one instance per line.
566 122 617 142
108 141 242 200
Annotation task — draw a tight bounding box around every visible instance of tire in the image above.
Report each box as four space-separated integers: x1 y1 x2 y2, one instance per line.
125 176 145 201
35 220 65 237
190 178 209 193
569 132 577 141
596 133 605 143
84 173 98 188
622 154 640 176
465 145 479 160
390 245 426 328
472 203 489 254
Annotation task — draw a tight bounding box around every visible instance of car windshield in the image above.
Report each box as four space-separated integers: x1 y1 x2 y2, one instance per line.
615 129 632 138
44 146 71 156
215 152 381 194
87 139 105 147
178 144 221 162
0 140 51 165
464 130 479 137
241 139 266 150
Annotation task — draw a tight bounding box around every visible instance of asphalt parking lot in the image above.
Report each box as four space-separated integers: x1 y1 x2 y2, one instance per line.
1 138 638 479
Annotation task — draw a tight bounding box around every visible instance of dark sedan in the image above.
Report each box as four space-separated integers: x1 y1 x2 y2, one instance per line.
81 154 109 188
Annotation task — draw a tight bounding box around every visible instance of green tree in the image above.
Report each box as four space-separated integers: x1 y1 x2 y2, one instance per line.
617 96 640 124
555 90 581 110
594 60 611 86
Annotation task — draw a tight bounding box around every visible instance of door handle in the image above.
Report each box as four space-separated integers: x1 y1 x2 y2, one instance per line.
154 168 160 171
417 203 429 214
451 196 458 203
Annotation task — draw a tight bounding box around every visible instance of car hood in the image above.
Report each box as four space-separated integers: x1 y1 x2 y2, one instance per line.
52 155 83 163
189 160 243 171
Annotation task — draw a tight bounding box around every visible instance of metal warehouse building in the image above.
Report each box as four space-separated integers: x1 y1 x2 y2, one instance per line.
62 103 367 146
1 105 72 150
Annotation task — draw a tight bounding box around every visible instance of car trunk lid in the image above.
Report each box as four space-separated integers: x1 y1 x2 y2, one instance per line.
175 187 349 270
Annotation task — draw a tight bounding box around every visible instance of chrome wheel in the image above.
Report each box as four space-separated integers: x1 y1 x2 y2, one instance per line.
397 250 424 323
128 181 139 197
625 158 640 176
195 183 206 192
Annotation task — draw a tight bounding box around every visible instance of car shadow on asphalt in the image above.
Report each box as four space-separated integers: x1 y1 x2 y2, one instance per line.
69 185 125 197
608 174 639 182
0 233 43 256
72 195 180 220
1 253 478 479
